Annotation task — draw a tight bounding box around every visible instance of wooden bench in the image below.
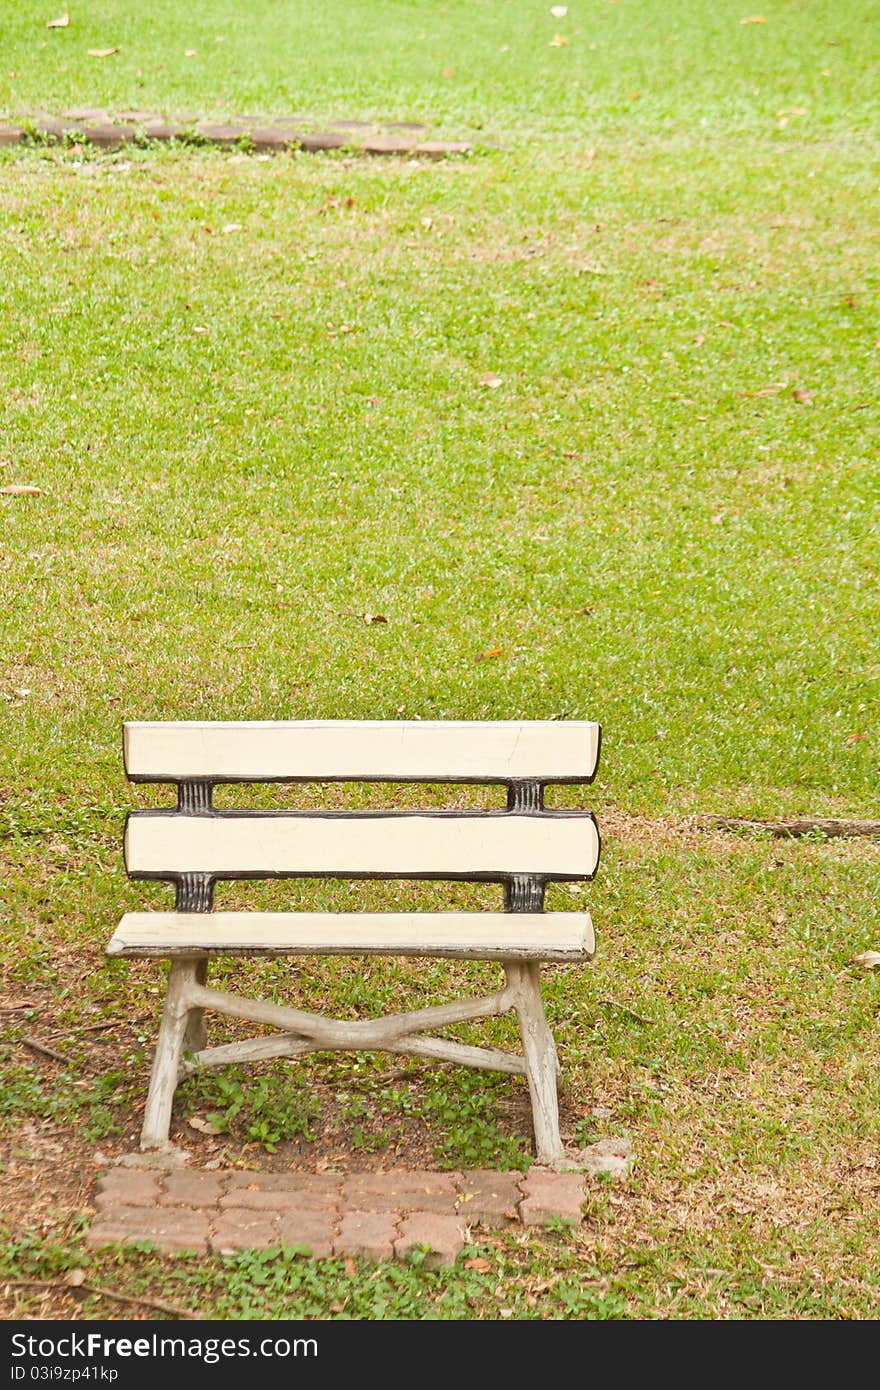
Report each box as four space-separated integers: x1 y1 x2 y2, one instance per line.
108 719 601 1165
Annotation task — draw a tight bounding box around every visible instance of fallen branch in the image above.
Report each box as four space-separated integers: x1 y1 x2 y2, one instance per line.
598 997 652 1026
694 816 880 841
60 1020 117 1036
19 1036 72 1065
4 1278 196 1320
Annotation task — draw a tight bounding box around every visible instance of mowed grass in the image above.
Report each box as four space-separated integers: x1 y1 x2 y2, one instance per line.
0 17 878 1319
1 0 878 138
3 826 880 1318
1 139 877 815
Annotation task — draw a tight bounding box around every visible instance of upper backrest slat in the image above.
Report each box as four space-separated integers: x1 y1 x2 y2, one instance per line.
124 720 600 784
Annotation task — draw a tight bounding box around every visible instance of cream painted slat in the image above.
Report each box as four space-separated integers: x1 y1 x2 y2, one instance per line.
124 811 599 879
124 720 600 784
107 911 595 961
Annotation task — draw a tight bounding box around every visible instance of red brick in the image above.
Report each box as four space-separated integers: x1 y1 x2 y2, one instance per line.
362 135 416 155
415 141 471 159
221 1188 338 1213
94 1170 161 1210
87 1207 209 1253
250 127 300 151
80 122 131 148
223 1173 342 1211
141 121 192 141
343 1170 459 1213
455 1170 522 1226
61 107 111 121
298 132 347 151
226 1171 340 1193
161 1170 226 1206
209 1210 281 1253
519 1168 586 1227
334 1211 399 1262
195 122 244 146
394 1213 466 1268
276 1212 336 1258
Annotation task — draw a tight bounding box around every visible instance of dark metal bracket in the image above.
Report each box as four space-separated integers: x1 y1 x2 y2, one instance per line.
175 872 214 913
507 780 545 812
505 874 546 913
178 781 213 814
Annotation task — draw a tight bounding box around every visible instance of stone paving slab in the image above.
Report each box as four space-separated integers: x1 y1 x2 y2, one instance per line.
86 1164 595 1266
2 112 472 159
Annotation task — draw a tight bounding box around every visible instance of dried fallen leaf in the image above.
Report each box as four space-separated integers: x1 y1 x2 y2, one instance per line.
478 372 503 388
64 1268 87 1287
853 950 880 970
185 49 197 57
475 646 504 663
549 34 569 47
845 732 866 745
792 387 814 404
740 15 767 24
88 47 119 57
222 223 242 234
1 484 43 496
344 1257 357 1276
362 613 388 625
188 1115 221 1134
550 6 568 17
464 1257 493 1272
46 13 69 28
420 215 433 229
192 325 209 335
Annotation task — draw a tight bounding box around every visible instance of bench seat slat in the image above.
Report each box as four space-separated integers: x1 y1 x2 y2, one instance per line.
125 812 599 880
108 911 595 961
124 720 600 784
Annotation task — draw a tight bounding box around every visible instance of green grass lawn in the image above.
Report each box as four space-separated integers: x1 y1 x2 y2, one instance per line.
2 0 878 137
1 0 879 1322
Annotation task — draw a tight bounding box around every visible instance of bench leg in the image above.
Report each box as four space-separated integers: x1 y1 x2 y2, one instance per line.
506 961 565 1166
183 959 208 1055
141 958 201 1150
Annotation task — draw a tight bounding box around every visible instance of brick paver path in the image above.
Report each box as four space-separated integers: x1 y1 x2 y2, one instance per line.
0 112 471 158
88 1166 589 1267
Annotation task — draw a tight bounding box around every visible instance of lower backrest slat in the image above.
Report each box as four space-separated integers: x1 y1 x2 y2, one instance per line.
125 811 600 881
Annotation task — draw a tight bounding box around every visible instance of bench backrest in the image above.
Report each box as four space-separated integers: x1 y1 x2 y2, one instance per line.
123 720 600 913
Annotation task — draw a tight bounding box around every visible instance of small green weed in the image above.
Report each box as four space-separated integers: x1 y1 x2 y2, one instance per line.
340 1070 530 1170
0 1055 127 1141
178 1066 319 1151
